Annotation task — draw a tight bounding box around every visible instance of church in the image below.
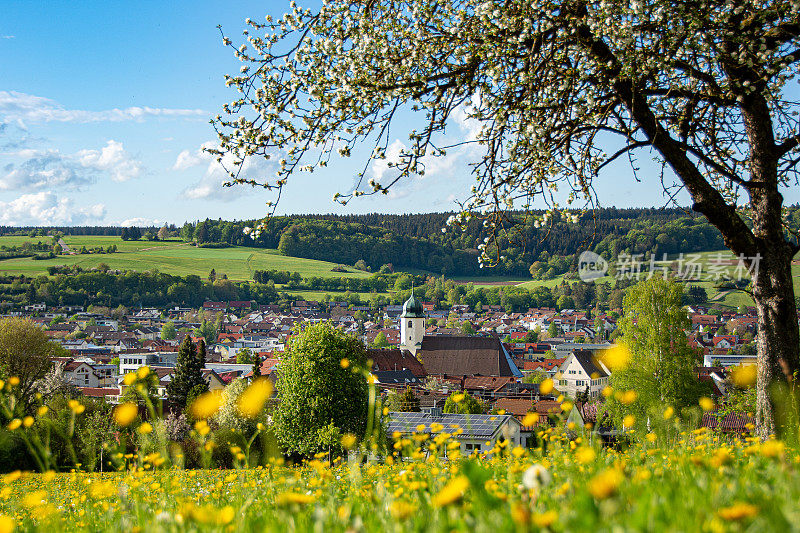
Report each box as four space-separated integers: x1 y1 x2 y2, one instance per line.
397 293 523 378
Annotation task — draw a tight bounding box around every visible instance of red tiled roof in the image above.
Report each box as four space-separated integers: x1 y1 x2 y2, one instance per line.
79 387 118 397
701 411 754 432
463 376 516 392
494 398 534 417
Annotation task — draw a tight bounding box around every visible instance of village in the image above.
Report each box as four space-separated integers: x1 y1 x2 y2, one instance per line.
13 287 759 454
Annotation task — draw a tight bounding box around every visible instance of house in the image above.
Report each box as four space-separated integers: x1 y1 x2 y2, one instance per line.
387 411 522 455
373 370 424 387
415 335 523 377
702 353 757 367
556 350 610 399
521 358 566 377
700 411 754 433
62 361 104 388
367 348 426 378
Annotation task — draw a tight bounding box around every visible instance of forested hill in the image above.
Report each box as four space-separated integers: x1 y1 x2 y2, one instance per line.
176 207 733 277
6 207 798 277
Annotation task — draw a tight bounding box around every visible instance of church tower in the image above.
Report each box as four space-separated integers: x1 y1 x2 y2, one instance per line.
400 291 425 354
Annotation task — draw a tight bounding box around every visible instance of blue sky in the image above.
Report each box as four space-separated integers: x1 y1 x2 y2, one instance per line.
0 2 793 227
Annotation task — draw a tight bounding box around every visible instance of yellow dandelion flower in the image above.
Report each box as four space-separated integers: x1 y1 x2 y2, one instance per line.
451 393 465 404
22 417 33 428
699 397 715 411
432 476 469 507
23 490 47 507
599 344 631 371
663 406 674 419
341 434 357 449
510 504 530 525
218 506 234 525
759 439 785 459
137 422 153 434
89 482 117 499
731 364 757 388
68 399 85 414
645 433 657 444
340 358 350 369
532 510 558 528
136 366 150 379
588 468 623 499
0 515 14 533
123 372 137 386
623 414 635 428
539 378 554 395
190 390 222 420
561 401 574 412
237 377 273 418
7 377 19 387
602 386 613 398
113 403 138 427
6 420 20 431
276 492 316 505
621 390 637 405
575 446 596 464
389 501 416 519
522 412 540 427
36 406 48 417
718 503 758 521
2 471 20 484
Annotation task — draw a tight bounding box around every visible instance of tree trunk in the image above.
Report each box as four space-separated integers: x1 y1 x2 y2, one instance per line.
752 241 800 439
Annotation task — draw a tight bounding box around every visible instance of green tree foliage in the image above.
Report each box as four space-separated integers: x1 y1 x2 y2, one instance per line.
443 392 484 415
157 225 170 241
384 386 421 413
167 338 208 409
273 322 369 456
0 318 63 414
236 348 255 365
460 322 476 335
522 371 548 385
213 378 258 434
372 332 390 349
604 277 707 428
524 329 539 343
160 321 177 341
194 320 218 346
547 322 560 338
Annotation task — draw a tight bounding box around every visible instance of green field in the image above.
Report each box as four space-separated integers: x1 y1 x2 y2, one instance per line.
3 236 798 307
0 236 372 282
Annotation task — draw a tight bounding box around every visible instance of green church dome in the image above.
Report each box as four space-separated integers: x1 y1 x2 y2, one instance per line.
400 292 425 318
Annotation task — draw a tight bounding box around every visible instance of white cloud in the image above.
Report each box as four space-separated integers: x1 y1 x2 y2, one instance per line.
172 146 208 171
451 93 483 142
371 139 407 184
77 140 142 182
0 192 105 226
1 140 142 190
118 217 161 227
1 36 14 40
179 142 278 202
0 91 206 124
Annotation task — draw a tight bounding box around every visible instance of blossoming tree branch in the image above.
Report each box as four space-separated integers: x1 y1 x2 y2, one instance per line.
210 0 800 437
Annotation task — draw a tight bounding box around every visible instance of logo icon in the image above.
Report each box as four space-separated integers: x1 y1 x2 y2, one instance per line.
578 251 608 282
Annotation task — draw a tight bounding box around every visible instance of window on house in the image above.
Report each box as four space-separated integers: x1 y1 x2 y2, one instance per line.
408 320 412 328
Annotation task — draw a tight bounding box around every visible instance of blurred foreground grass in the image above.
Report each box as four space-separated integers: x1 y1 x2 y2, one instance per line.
0 425 795 532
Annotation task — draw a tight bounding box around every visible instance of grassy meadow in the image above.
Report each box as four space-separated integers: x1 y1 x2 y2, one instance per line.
0 425 795 532
0 237 371 282
2 235 798 307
